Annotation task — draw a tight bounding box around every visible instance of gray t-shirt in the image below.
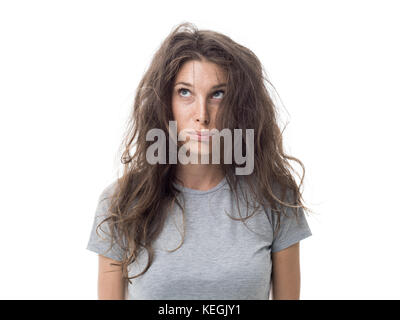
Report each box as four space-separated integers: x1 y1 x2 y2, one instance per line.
86 176 312 300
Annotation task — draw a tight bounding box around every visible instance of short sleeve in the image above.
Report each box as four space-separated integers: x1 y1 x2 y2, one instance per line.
266 191 312 253
86 182 125 261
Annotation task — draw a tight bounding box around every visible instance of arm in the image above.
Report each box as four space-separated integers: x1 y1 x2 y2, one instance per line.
98 254 126 300
270 242 301 300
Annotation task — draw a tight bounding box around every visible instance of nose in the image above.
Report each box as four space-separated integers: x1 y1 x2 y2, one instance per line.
195 96 210 126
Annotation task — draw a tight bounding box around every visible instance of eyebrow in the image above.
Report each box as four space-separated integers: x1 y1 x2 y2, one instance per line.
174 82 227 89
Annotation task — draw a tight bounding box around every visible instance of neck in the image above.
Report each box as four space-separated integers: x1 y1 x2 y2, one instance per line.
175 163 225 191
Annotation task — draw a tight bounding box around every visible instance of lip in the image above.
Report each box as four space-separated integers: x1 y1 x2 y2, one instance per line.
186 130 213 141
183 129 215 142
189 134 211 141
187 129 215 136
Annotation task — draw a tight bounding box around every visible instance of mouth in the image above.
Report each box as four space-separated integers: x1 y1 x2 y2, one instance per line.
187 129 214 136
185 129 215 141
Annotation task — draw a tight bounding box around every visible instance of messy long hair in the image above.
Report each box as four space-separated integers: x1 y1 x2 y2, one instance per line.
96 22 313 285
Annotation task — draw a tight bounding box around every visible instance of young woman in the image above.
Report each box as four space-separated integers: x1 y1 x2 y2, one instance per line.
86 22 313 300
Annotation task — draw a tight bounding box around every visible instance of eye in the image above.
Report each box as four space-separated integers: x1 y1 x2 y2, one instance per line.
177 88 225 99
177 88 191 97
212 90 225 99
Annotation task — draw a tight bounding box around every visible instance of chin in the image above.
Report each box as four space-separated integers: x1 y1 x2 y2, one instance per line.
188 140 212 155
179 140 214 164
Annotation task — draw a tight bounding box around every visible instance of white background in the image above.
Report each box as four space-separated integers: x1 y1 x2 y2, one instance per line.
1 0 399 299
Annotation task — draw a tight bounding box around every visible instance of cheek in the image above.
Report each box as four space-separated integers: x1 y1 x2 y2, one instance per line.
172 103 190 127
171 107 184 138
171 97 181 120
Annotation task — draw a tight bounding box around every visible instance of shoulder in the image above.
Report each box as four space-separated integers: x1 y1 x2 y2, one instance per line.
98 179 119 202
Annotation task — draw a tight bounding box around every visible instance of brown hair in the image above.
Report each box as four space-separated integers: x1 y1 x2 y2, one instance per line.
96 22 313 285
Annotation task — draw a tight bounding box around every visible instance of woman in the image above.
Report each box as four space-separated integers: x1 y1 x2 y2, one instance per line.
86 22 313 300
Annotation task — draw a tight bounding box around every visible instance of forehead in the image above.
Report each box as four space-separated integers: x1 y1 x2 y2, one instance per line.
175 59 227 84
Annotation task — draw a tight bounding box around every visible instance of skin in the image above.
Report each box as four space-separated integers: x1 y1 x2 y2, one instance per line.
97 58 302 300
171 58 226 190
98 255 126 300
271 242 301 299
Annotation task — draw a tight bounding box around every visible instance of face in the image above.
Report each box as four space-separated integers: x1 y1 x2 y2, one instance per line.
171 59 227 159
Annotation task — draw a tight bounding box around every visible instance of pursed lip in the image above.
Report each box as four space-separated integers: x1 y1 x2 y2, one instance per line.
189 129 214 136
